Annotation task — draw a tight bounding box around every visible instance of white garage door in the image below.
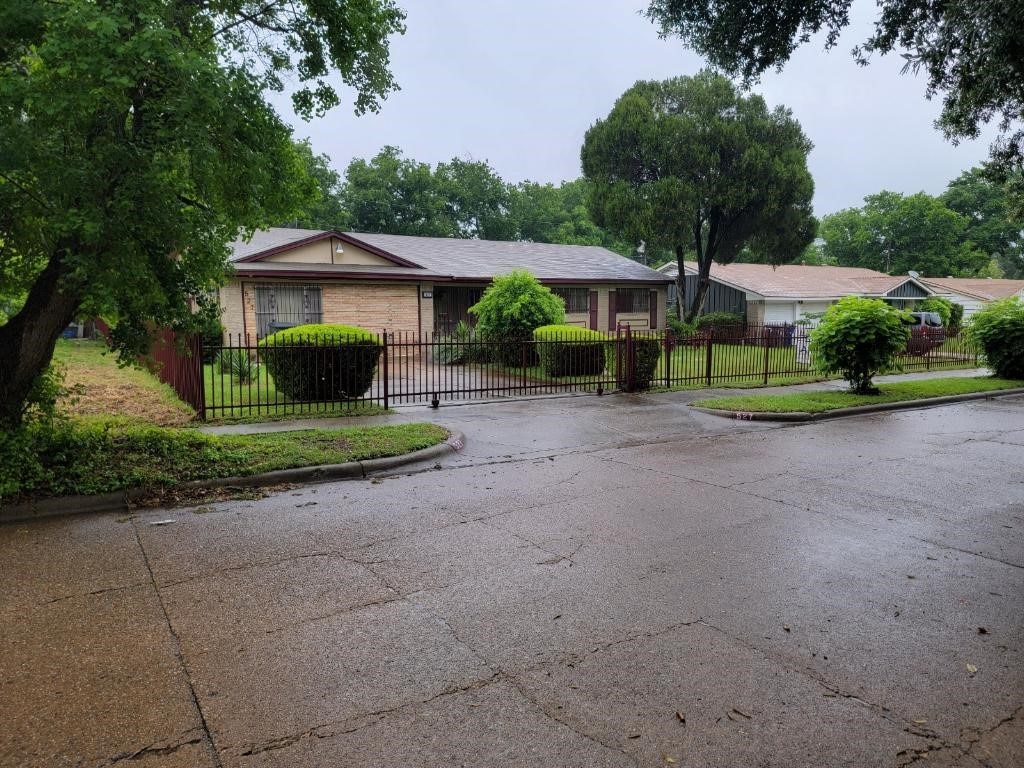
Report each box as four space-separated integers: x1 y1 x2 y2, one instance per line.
764 303 795 324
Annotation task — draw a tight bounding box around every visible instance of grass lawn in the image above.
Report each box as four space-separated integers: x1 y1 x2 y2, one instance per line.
6 340 446 503
657 343 812 383
692 377 1024 414
53 340 195 426
203 363 389 421
1 421 448 503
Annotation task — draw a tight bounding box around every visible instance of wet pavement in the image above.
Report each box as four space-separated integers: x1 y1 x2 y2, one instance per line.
2 387 1022 767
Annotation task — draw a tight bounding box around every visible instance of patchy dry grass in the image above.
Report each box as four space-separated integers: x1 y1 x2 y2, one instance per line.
53 340 195 426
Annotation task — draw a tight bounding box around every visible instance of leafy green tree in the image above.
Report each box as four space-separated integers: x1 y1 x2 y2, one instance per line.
810 297 911 394
968 298 1024 379
469 270 565 365
338 147 452 237
644 1 1024 182
941 167 1024 278
581 72 815 320
507 179 637 257
288 141 348 231
819 191 989 276
436 158 514 240
0 0 405 427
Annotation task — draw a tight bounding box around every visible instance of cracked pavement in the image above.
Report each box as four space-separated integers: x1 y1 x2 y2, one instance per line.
1 390 1022 767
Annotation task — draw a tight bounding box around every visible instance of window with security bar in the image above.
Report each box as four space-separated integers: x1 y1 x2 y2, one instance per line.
552 287 590 313
615 287 650 313
254 284 323 338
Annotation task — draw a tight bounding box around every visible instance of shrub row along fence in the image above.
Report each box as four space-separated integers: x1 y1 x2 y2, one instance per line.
155 324 982 420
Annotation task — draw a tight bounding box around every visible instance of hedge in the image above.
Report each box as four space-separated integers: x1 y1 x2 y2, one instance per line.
533 325 608 377
619 336 662 391
258 324 382 401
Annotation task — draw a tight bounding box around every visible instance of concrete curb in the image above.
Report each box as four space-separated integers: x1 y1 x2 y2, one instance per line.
691 388 1024 422
0 431 465 524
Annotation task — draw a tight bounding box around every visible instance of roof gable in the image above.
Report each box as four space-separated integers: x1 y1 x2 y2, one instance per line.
230 228 421 268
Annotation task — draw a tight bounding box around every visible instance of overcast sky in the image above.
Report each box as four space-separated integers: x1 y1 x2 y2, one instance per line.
273 0 996 218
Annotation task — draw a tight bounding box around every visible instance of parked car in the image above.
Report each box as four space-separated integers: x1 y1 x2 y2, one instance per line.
905 311 945 355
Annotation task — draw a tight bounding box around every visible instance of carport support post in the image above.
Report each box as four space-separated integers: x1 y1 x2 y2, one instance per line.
381 329 390 410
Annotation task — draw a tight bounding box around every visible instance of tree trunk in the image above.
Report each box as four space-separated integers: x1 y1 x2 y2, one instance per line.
689 257 714 320
0 253 81 428
674 244 687 320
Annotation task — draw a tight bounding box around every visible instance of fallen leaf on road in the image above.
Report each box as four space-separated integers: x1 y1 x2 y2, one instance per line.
628 732 641 739
727 708 752 721
966 664 978 674
663 756 676 764
783 625 791 632
675 710 686 724
977 627 989 635
149 519 175 526
912 719 927 725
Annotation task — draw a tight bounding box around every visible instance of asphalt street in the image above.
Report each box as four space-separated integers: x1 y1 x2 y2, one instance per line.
2 391 1022 767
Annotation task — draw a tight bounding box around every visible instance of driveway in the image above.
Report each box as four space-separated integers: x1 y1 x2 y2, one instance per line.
2 393 1022 767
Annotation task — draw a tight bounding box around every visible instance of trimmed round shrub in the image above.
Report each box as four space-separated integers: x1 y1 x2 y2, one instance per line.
810 297 910 394
469 270 565 366
968 297 1024 378
258 324 382 401
533 325 608 377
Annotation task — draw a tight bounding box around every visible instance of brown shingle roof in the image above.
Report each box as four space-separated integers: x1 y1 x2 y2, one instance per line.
228 228 669 284
919 277 1024 302
349 232 668 283
230 228 330 261
675 262 921 298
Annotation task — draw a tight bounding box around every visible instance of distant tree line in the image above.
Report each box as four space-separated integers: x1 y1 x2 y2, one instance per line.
286 143 641 261
813 168 1023 278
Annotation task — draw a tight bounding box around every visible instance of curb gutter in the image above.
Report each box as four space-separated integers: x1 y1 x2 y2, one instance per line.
691 388 1024 422
0 431 466 524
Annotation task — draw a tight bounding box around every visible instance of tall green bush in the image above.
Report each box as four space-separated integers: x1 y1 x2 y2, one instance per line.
968 298 1024 378
918 297 953 326
469 270 565 365
533 325 608 377
810 297 910 394
258 324 382 401
619 337 662 391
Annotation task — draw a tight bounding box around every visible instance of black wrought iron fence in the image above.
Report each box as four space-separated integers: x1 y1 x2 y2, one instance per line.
149 324 983 420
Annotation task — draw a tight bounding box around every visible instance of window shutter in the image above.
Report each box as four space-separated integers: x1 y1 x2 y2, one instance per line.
607 290 616 330
649 290 658 329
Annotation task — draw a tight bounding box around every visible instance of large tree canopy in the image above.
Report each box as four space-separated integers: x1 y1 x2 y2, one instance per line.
0 0 405 425
819 191 988 277
645 0 1024 181
941 168 1024 278
581 71 815 320
333 147 638 255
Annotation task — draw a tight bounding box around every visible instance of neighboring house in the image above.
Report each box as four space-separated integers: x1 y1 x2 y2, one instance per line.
658 262 934 324
220 228 670 339
917 277 1024 318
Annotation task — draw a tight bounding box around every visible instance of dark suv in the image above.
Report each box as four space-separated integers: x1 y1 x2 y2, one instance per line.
906 311 945 355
